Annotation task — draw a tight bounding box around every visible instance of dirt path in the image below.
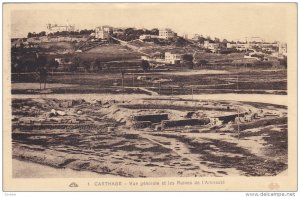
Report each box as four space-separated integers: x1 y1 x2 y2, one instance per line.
109 35 150 56
126 129 241 176
136 87 159 96
12 93 288 106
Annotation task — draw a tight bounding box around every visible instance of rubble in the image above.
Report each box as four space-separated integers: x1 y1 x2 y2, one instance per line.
133 121 152 129
107 127 115 132
213 113 245 124
56 110 66 116
50 109 57 116
59 100 74 108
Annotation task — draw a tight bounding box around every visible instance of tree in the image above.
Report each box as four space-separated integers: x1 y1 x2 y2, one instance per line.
222 39 228 44
150 28 159 35
82 61 90 72
48 59 59 72
27 32 33 38
93 58 102 71
182 54 193 62
198 36 205 44
214 37 220 43
182 54 194 69
198 59 208 67
141 60 150 72
186 61 194 69
124 28 135 36
35 54 47 69
70 57 80 72
38 31 46 37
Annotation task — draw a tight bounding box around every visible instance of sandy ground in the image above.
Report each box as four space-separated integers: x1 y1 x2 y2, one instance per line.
13 159 116 178
160 70 229 76
12 93 287 106
11 97 287 177
12 83 76 90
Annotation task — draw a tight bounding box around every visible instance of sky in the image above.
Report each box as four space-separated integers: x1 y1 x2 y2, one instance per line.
10 3 292 42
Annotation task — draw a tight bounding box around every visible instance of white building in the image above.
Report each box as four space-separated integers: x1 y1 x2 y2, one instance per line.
46 23 75 33
226 43 235 48
95 26 113 39
164 52 182 64
204 41 219 52
226 42 250 51
159 28 176 39
139 34 158 40
278 43 287 55
192 34 201 41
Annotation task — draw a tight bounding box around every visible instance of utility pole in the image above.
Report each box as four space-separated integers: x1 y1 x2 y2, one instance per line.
236 63 240 140
159 82 161 95
132 73 135 87
191 86 194 100
236 63 239 91
237 107 240 139
121 70 125 92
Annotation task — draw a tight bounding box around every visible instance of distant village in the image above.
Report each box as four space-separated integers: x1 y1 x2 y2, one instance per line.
11 23 288 73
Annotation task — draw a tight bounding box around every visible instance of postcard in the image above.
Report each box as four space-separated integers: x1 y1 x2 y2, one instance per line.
3 2 297 191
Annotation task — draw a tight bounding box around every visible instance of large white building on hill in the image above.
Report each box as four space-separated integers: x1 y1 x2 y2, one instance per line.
159 28 176 39
46 23 75 33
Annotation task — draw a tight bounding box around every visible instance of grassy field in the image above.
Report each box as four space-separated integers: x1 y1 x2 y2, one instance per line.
81 44 141 60
38 42 75 50
11 67 287 95
11 41 287 95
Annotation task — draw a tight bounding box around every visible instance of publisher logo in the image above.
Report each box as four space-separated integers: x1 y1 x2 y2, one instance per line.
69 182 79 187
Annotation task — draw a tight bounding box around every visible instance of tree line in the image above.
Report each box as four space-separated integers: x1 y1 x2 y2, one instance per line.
27 29 95 38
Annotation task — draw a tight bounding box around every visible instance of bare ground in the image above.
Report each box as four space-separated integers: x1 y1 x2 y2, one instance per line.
12 97 287 177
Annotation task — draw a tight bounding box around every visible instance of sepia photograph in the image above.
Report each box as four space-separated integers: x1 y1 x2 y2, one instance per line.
2 2 297 192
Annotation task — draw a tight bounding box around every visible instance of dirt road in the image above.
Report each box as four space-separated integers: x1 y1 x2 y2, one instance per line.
12 93 288 106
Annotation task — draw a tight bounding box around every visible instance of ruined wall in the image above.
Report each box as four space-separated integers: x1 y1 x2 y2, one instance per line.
214 113 245 124
133 121 153 129
162 118 210 128
132 114 168 123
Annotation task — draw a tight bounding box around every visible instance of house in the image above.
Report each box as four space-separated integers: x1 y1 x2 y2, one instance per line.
164 52 182 64
279 43 287 55
54 58 73 71
204 41 219 53
226 42 236 48
192 34 201 41
236 43 250 51
141 54 165 64
95 26 113 39
159 28 176 39
112 28 124 35
227 42 250 51
139 34 158 40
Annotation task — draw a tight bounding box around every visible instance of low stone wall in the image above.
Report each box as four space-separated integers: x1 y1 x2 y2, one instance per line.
133 121 152 129
161 118 210 128
132 114 168 123
214 113 245 124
